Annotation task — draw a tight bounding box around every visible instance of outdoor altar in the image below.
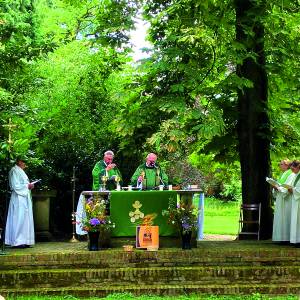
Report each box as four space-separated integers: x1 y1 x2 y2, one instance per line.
76 189 204 238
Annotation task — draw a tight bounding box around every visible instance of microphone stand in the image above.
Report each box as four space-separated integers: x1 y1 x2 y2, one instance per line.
69 166 79 243
155 165 164 186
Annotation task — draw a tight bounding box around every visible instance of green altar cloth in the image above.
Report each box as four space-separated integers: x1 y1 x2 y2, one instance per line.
110 190 177 237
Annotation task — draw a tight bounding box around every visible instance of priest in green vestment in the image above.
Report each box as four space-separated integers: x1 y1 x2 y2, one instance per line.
92 150 123 191
131 153 168 190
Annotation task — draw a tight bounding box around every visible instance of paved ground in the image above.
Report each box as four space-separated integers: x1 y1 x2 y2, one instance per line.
203 234 236 241
1 235 277 256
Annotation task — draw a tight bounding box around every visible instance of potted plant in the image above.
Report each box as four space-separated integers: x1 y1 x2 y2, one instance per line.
162 198 198 249
79 196 115 251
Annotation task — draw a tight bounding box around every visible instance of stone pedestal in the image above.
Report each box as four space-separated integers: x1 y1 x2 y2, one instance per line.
32 190 56 241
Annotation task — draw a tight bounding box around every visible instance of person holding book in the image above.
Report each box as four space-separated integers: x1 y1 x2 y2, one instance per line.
288 160 300 246
5 157 35 248
272 159 294 243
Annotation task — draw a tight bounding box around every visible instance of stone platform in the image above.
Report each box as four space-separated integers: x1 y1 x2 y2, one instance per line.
0 239 300 297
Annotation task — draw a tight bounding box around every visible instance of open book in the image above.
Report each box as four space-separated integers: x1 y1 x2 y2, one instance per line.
266 177 292 189
30 179 41 185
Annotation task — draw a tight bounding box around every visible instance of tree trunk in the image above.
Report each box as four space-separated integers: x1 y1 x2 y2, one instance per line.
235 0 272 239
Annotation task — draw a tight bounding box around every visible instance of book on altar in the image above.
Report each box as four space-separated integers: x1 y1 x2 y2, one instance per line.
266 177 292 189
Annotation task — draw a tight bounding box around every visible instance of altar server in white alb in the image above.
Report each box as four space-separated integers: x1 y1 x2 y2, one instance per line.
289 160 300 246
5 158 35 248
272 159 295 243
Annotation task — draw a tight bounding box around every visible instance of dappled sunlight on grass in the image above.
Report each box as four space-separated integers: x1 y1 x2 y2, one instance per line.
204 215 239 235
203 197 240 235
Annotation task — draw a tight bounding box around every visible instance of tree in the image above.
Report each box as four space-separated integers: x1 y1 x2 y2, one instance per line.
0 0 51 195
0 0 140 177
235 0 272 238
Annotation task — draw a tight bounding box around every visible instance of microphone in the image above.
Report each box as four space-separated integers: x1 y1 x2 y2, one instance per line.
148 162 156 168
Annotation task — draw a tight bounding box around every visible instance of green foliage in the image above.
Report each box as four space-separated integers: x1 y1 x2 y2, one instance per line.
0 0 55 96
133 0 237 156
220 178 242 203
0 0 139 193
0 0 57 193
109 0 233 156
189 153 242 202
111 0 299 172
265 1 300 160
166 157 204 187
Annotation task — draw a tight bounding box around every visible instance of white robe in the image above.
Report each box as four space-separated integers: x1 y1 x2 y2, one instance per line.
76 194 87 235
5 165 35 246
272 173 296 242
290 173 300 244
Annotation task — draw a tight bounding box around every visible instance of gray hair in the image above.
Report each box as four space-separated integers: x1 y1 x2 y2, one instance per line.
104 150 114 157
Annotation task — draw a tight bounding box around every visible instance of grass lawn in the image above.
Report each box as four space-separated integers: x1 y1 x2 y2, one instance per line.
201 196 240 236
7 293 298 300
204 215 239 235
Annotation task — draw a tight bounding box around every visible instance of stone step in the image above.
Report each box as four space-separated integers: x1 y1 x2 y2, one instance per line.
1 283 300 298
1 248 300 270
1 265 300 289
1 242 300 297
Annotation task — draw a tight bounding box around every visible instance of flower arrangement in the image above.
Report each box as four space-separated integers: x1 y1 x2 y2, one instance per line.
162 198 198 235
80 196 115 232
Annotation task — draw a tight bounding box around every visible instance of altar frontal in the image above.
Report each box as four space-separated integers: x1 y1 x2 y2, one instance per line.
76 190 178 237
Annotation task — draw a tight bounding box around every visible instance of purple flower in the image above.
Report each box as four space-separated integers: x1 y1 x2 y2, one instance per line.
182 222 192 230
89 218 100 226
